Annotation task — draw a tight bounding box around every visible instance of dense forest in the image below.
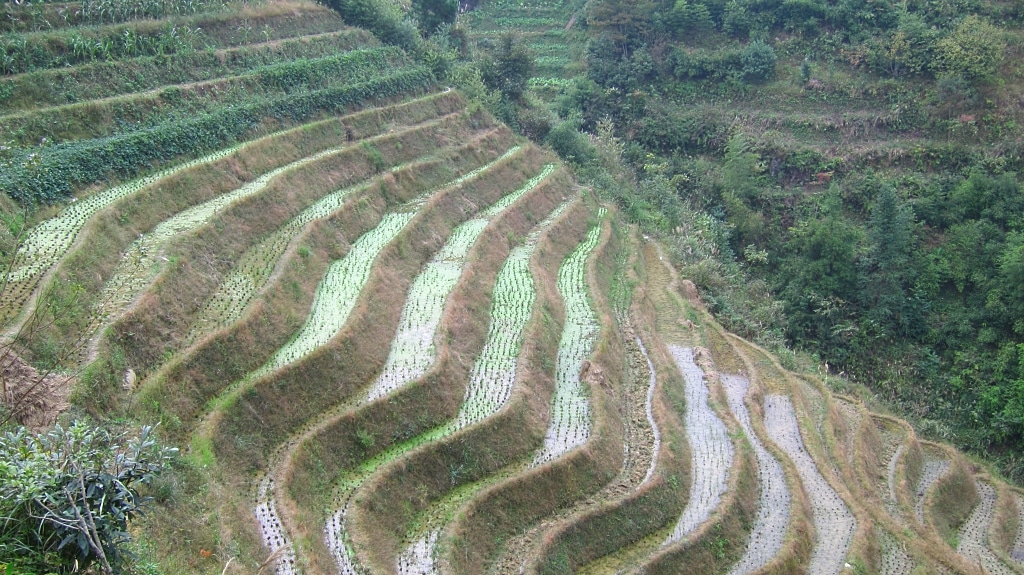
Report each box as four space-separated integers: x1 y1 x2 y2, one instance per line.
528 0 1024 481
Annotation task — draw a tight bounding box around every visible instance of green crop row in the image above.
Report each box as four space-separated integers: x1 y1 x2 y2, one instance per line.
395 200 573 573
3 46 408 145
533 210 604 465
366 163 555 402
1 0 237 33
0 143 241 325
0 65 435 204
1 6 344 75
0 29 375 112
84 145 350 356
327 191 567 574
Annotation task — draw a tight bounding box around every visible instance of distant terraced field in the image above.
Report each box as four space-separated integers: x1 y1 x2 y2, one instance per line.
3 1 1024 574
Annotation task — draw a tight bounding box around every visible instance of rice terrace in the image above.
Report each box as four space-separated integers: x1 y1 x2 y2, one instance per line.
2 0 1024 573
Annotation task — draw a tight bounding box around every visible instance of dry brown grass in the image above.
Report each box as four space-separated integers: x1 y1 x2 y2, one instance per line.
989 480 1024 571
925 443 981 549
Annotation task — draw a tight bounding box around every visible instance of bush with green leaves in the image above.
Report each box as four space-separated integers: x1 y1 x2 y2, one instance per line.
0 423 176 575
740 39 777 82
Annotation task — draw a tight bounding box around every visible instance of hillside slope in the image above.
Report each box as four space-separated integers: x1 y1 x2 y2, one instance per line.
2 1 1024 574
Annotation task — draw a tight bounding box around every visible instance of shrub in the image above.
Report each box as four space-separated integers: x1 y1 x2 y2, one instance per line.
0 423 176 574
740 40 776 82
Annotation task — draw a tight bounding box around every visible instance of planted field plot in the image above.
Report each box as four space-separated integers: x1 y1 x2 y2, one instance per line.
721 374 790 575
245 153 559 575
916 455 952 524
533 211 604 464
0 29 375 112
184 120 494 345
385 201 573 574
0 143 239 325
326 184 563 573
764 395 856 575
0 1 345 75
461 0 586 99
1 63 433 204
957 480 1017 575
664 345 733 544
367 164 556 402
455 200 569 429
3 46 407 145
85 144 348 356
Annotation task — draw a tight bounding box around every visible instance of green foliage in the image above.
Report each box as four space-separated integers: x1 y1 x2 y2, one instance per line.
0 423 176 574
546 115 596 166
934 15 1006 83
412 0 456 36
1 65 435 204
479 32 535 102
739 40 776 82
316 0 420 50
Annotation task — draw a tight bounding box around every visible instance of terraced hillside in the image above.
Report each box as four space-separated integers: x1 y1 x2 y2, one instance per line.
459 0 586 98
3 1 1024 575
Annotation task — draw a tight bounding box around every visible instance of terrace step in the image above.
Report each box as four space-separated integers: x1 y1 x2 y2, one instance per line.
0 2 345 76
916 452 952 525
722 375 791 575
957 480 1018 575
1 46 407 145
764 394 856 575
0 29 376 113
664 346 733 545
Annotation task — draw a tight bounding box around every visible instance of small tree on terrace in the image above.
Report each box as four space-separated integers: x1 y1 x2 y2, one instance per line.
934 15 1006 84
0 423 176 574
479 32 535 102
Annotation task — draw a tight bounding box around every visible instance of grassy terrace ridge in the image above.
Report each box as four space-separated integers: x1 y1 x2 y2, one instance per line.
134 111 495 440
11 95 468 377
0 63 436 204
0 29 376 112
1 45 408 145
0 0 345 75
